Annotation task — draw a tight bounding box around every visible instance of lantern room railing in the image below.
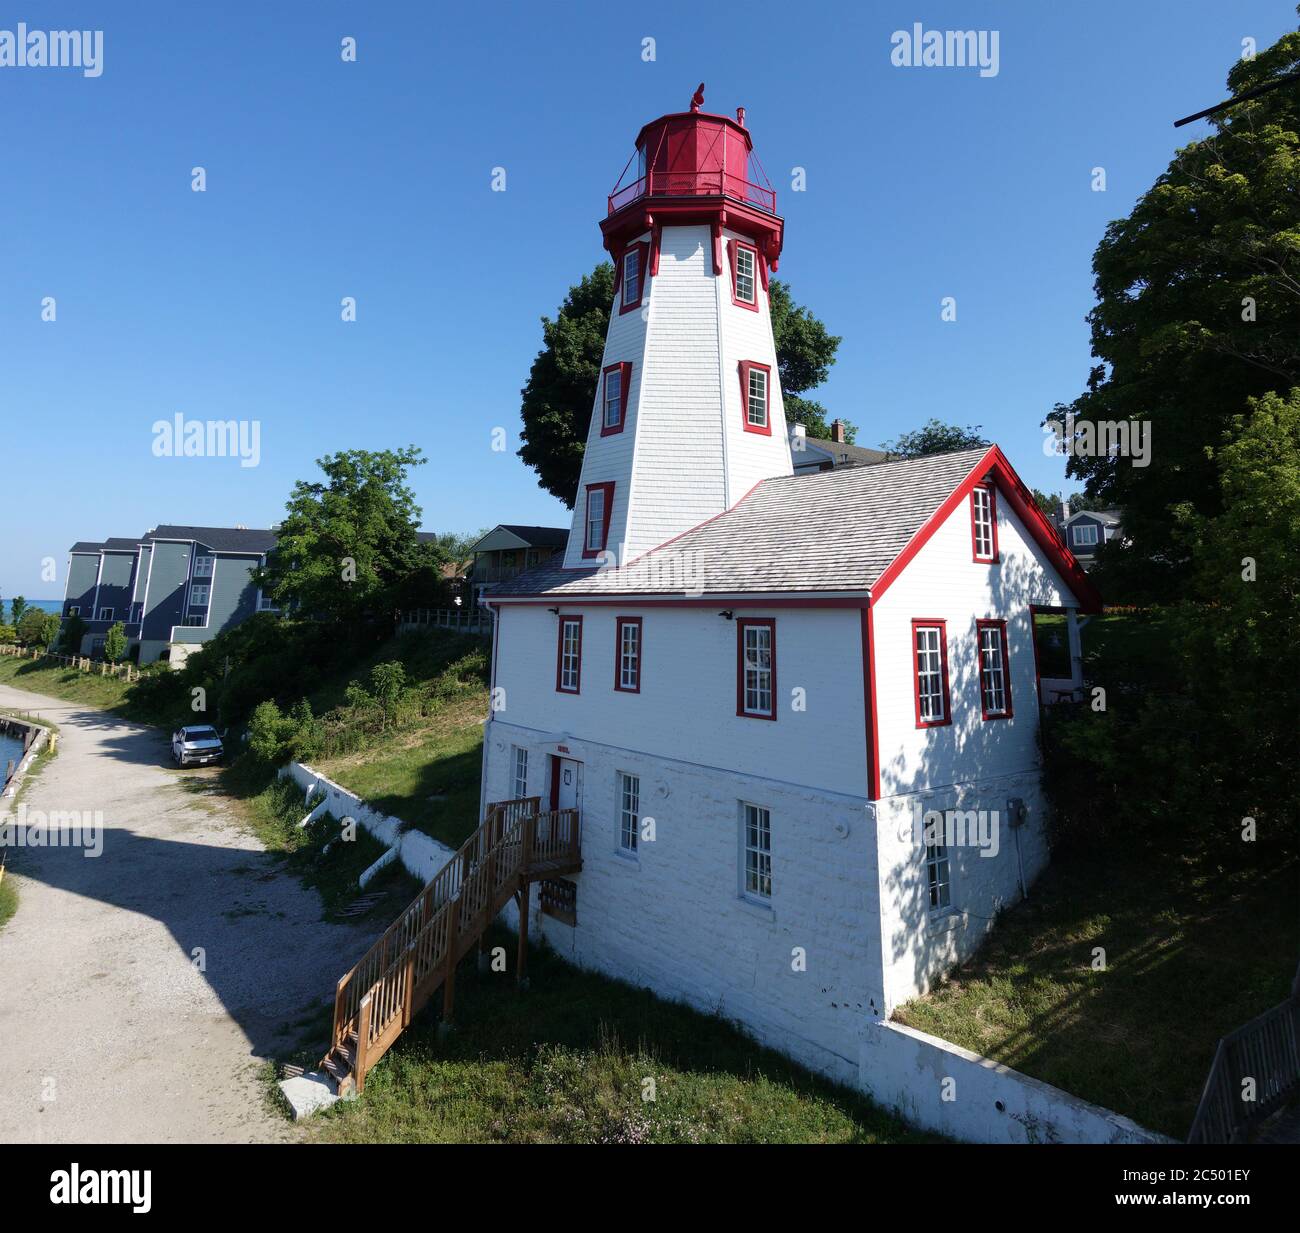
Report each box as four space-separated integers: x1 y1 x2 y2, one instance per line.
608 170 777 216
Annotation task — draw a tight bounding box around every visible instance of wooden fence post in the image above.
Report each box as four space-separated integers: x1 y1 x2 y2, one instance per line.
443 896 461 1025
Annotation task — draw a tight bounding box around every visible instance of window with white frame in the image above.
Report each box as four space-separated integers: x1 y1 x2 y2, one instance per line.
747 366 768 429
926 841 951 911
742 803 772 900
603 367 623 430
621 248 641 308
557 617 582 693
913 622 949 726
192 555 215 578
189 583 210 609
585 486 611 555
971 485 996 561
511 746 528 799
976 620 1012 719
67 605 80 616
616 617 641 692
1072 523 1099 547
734 244 756 304
738 620 775 718
96 607 114 621
618 771 640 854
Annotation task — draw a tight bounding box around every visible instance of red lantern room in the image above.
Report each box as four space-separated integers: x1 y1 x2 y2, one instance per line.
600 83 783 279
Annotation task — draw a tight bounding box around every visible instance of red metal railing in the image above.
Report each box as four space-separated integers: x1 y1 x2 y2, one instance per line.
608 171 777 215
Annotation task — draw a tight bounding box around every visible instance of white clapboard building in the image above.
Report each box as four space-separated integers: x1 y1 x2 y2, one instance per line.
480 92 1100 1084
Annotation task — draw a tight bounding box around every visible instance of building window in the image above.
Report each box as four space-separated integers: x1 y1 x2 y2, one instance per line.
926 841 951 912
912 620 951 728
615 617 642 693
738 360 772 436
971 484 998 562
511 746 528 799
193 555 215 579
742 803 772 901
976 619 1013 720
736 618 776 719
257 594 278 612
556 616 583 694
67 605 80 616
188 584 210 609
600 361 633 436
731 241 758 308
97 607 114 621
618 771 640 854
130 603 143 623
1072 523 1099 547
583 483 615 558
617 241 649 314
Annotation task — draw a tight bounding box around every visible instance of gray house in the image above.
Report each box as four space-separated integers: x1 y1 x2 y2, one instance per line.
467 525 568 605
789 421 888 474
62 525 278 665
1057 506 1122 568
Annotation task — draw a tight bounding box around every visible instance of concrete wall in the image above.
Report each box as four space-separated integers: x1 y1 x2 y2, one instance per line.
858 1020 1172 1144
484 710 879 1085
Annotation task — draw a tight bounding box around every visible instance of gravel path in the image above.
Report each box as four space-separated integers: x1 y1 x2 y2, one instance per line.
0 682 378 1143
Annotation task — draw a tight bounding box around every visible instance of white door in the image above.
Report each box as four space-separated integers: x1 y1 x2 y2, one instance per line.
556 758 583 813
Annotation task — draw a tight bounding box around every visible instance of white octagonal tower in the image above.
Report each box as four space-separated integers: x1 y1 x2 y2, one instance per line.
562 88 793 569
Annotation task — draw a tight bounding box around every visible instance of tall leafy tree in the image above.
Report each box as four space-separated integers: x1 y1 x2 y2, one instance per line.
881 418 988 459
257 447 448 624
103 621 128 664
10 597 26 627
1045 22 1300 593
518 264 845 506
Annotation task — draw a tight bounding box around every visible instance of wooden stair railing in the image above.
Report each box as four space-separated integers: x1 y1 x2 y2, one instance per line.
321 796 581 1094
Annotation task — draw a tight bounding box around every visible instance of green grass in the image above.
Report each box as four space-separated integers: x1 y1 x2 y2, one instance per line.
304 925 933 1144
0 875 16 929
0 653 136 712
1033 609 1177 681
892 850 1299 1139
312 692 486 848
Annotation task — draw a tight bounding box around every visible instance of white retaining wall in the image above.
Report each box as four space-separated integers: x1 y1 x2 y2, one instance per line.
859 1020 1173 1144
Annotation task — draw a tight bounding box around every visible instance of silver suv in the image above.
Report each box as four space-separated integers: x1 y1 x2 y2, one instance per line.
171 725 224 767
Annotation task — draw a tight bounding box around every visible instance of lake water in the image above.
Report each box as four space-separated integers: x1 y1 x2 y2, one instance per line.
1 731 24 783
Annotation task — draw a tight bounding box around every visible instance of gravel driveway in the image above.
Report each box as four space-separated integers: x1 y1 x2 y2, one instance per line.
0 682 380 1143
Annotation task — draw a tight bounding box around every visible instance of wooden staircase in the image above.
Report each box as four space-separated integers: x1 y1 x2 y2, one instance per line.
321 796 582 1095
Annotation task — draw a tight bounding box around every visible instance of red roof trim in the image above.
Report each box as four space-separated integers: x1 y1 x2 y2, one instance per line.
873 446 1102 612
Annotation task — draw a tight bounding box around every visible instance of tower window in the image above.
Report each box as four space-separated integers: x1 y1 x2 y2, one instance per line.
730 241 759 309
616 240 650 314
583 482 615 558
738 361 772 435
600 361 632 436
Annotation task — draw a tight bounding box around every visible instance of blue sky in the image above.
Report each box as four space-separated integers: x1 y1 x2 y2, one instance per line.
2 0 1294 599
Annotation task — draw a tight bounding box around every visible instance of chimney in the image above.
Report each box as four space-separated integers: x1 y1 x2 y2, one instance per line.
830 419 846 444
788 422 807 452
1058 499 1070 524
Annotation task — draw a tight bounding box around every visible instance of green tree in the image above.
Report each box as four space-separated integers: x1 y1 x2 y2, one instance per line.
369 660 408 730
103 621 128 664
10 597 27 627
18 610 59 650
1045 22 1300 594
880 418 988 459
257 447 449 624
518 264 845 506
0 624 15 645
58 613 88 655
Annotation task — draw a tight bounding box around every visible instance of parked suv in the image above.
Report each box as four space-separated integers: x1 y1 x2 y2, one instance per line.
171 725 224 767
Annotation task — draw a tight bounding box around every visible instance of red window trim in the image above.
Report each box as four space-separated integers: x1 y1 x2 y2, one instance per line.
582 482 616 559
728 239 761 312
613 616 643 693
738 360 773 436
599 361 632 437
911 618 952 729
970 483 1000 563
616 241 651 315
736 617 778 720
555 614 583 694
975 618 1014 720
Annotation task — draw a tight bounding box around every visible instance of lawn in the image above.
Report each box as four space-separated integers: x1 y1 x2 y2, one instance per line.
311 691 487 849
0 653 135 713
892 849 1299 1139
301 923 934 1144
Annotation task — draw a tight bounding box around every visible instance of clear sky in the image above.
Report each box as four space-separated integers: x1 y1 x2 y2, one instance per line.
2 0 1294 599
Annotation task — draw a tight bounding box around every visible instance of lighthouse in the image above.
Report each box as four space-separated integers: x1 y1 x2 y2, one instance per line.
561 86 793 569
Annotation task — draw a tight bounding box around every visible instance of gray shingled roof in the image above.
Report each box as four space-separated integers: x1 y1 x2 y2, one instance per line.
795 436 890 468
144 525 278 553
493 448 992 598
70 537 140 553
